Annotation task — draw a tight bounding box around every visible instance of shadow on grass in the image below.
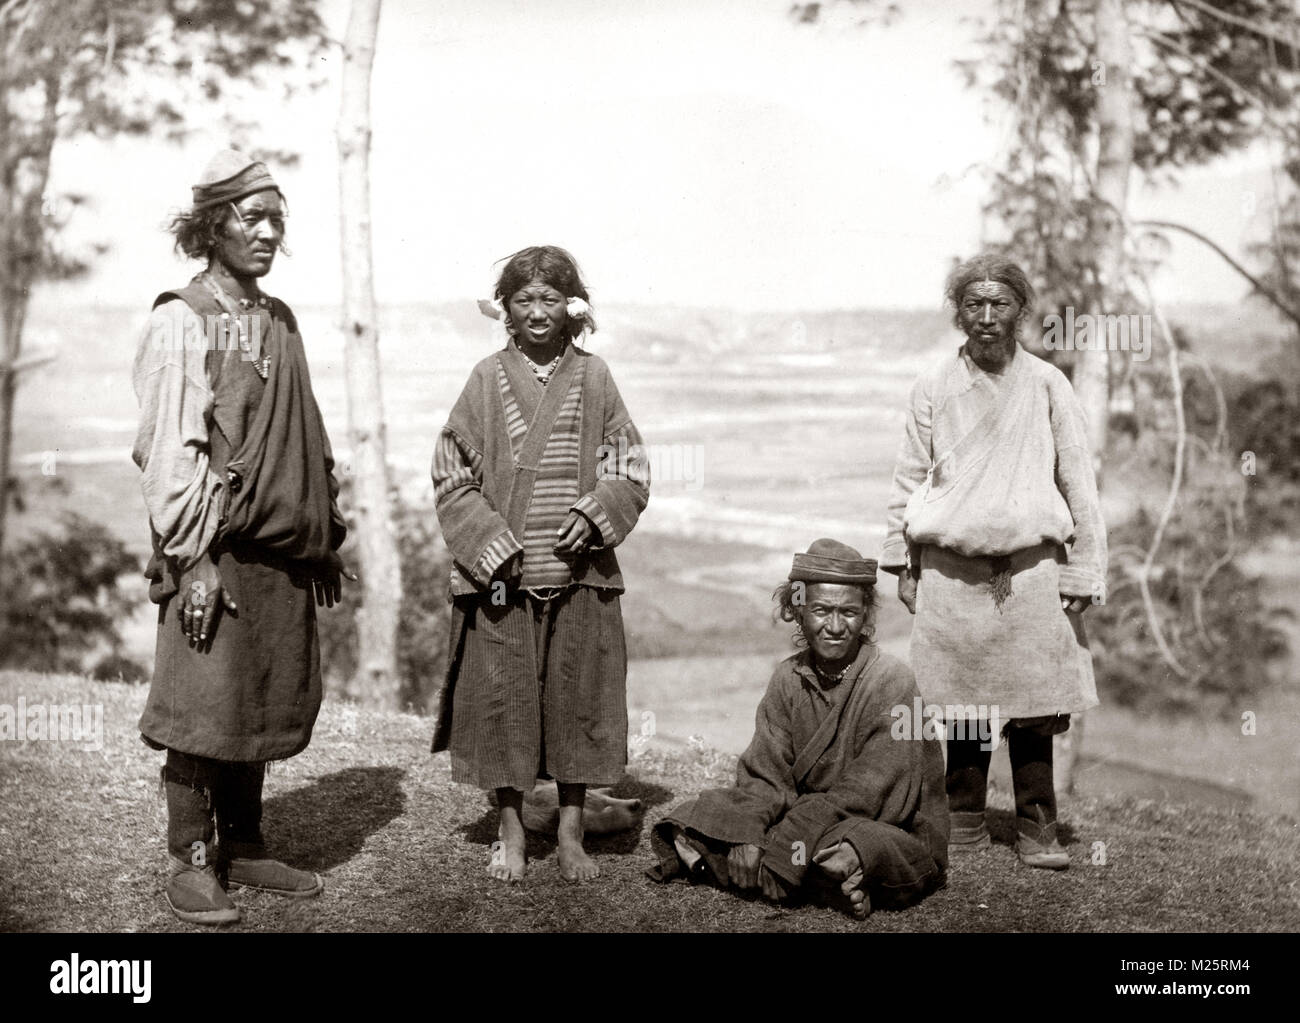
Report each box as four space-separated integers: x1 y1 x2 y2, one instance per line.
459 773 679 861
987 807 1077 847
263 766 407 872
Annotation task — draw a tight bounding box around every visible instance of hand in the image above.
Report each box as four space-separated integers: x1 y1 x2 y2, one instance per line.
726 843 763 889
493 549 523 587
314 550 358 608
177 556 236 644
898 572 918 615
1060 594 1090 614
553 510 595 555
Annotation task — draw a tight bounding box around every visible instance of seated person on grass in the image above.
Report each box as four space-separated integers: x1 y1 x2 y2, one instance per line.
646 539 949 919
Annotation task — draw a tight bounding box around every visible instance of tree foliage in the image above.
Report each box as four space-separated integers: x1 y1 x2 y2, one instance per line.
0 0 327 552
958 0 1300 369
1 511 147 680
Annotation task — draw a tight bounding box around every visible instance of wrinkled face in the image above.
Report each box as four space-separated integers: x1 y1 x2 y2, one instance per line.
799 582 868 665
958 280 1021 351
508 278 568 348
214 189 284 279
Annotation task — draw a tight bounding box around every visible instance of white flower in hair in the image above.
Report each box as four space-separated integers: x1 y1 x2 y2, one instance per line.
566 296 590 320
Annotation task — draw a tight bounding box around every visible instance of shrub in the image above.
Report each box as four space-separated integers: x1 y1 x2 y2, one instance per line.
1093 347 1293 717
1 512 148 681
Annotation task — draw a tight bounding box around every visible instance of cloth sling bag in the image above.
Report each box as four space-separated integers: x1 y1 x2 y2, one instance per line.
902 349 1037 555
143 280 338 604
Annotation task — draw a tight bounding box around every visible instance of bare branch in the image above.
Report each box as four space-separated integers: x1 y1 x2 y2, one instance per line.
1135 218 1300 331
1163 0 1300 55
1132 267 1191 679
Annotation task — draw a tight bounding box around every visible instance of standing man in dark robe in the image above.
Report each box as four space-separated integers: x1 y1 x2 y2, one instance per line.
132 151 352 925
647 540 948 919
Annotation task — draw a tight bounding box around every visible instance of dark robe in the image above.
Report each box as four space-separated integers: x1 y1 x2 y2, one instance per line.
648 643 949 910
139 282 345 762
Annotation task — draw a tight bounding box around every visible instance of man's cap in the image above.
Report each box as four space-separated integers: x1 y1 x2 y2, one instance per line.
191 150 280 210
789 538 878 585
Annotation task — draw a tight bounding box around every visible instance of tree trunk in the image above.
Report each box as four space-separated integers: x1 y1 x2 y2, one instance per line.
0 60 60 557
336 0 402 709
1055 0 1135 795
0 293 24 553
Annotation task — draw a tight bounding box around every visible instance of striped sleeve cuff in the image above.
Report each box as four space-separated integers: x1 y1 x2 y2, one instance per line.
572 493 613 548
432 429 483 502
471 530 523 587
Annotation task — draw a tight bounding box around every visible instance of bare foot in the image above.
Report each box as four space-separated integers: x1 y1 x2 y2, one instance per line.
489 790 527 883
557 784 599 882
841 870 871 919
557 835 599 881
813 841 871 919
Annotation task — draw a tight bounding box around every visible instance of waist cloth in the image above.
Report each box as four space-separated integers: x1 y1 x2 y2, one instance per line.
909 541 1098 722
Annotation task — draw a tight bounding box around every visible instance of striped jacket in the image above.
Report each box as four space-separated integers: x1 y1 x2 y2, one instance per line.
433 340 649 596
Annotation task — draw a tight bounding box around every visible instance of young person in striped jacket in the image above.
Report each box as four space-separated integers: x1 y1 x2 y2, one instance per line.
430 246 650 883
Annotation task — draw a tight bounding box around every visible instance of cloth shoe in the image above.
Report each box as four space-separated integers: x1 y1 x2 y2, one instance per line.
223 841 324 897
165 859 240 925
1015 818 1069 870
949 810 991 850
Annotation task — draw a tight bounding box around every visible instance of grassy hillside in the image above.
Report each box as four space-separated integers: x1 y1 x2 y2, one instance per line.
2 671 1296 933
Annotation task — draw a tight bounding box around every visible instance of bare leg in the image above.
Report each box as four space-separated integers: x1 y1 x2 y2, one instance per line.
490 787 527 883
556 782 599 881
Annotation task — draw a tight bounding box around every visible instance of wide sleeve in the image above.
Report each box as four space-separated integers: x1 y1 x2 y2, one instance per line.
760 670 927 887
679 668 797 847
1050 375 1108 602
131 300 224 572
431 426 522 588
880 372 934 574
573 370 649 548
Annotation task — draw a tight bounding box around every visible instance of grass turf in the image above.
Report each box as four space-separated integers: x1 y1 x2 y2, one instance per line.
1 670 1297 932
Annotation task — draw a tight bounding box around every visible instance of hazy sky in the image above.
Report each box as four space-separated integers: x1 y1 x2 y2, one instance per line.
45 0 1286 313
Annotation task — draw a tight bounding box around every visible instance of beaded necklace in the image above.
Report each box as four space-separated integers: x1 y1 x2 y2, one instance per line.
199 273 272 379
517 343 565 384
